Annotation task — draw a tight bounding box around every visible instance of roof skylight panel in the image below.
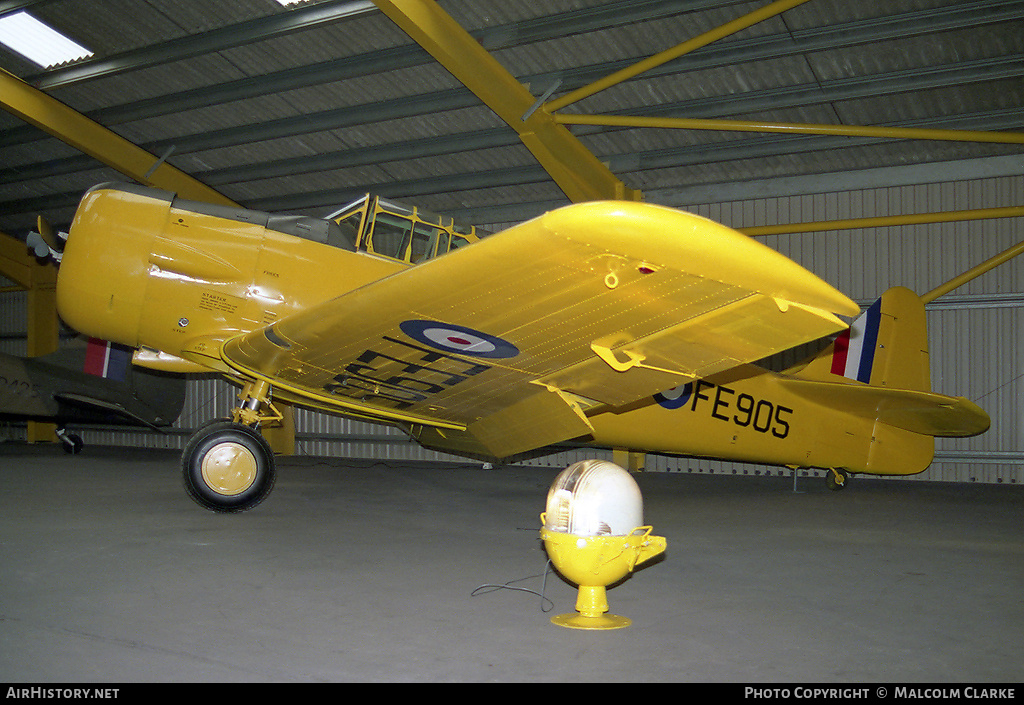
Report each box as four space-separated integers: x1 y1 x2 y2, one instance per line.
0 11 93 69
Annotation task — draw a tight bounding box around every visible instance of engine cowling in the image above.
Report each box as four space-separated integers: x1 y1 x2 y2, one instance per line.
57 183 393 373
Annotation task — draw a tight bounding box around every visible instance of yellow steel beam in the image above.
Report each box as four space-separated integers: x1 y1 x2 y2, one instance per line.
25 267 58 442
738 205 1024 237
546 0 813 113
1 231 58 441
24 269 57 358
0 69 236 206
553 113 1024 145
0 230 58 353
372 0 640 203
0 229 35 290
738 206 1024 303
921 238 1024 304
542 0 1024 152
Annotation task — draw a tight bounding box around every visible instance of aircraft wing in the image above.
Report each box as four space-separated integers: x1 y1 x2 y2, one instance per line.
220 201 859 458
51 392 167 430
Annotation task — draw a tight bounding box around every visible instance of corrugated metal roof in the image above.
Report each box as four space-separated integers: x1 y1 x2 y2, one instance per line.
0 0 1020 234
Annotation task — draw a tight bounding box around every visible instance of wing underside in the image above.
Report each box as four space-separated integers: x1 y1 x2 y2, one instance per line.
221 201 859 458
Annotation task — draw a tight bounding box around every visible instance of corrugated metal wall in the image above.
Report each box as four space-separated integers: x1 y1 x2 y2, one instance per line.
691 174 1024 485
1 173 1021 485
0 286 25 356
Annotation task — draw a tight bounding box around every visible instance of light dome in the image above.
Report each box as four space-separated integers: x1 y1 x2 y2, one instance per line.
543 460 643 537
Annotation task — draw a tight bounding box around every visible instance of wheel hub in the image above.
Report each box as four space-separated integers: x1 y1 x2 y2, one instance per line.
201 441 258 496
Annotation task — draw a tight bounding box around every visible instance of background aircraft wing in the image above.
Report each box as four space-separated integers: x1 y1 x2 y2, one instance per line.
221 201 859 458
0 340 186 428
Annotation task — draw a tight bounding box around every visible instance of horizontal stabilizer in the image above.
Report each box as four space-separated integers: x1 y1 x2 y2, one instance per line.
779 378 990 438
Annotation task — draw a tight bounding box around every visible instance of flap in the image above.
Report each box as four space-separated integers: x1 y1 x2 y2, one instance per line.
411 386 595 459
221 201 858 452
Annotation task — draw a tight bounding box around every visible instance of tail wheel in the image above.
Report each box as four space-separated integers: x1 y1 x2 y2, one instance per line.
59 431 84 454
183 421 275 512
825 468 849 491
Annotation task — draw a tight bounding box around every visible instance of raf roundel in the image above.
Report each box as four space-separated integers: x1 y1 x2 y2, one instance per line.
399 320 520 359
654 382 693 409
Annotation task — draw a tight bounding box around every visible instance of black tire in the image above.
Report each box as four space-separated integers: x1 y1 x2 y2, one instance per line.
61 433 84 454
182 421 275 512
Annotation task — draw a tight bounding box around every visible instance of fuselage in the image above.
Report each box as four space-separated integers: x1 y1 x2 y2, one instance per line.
586 363 933 476
57 183 935 477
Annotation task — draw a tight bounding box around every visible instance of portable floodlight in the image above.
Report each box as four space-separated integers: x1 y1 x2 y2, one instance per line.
540 460 667 630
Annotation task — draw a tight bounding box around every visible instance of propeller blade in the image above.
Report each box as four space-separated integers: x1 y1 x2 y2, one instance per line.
37 216 62 251
27 216 65 262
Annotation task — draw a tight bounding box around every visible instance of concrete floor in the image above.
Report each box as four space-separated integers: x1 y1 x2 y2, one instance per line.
0 442 1021 683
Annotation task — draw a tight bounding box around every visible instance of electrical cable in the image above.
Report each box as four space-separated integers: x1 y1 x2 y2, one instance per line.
470 559 557 613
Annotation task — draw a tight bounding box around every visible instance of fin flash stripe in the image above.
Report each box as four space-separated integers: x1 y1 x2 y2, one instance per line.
830 298 881 384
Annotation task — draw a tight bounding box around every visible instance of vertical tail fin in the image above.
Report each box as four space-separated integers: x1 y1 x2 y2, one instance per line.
793 286 930 392
781 286 987 475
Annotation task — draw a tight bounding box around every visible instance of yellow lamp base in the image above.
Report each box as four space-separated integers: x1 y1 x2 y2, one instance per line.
551 584 632 630
551 612 632 630
540 525 667 631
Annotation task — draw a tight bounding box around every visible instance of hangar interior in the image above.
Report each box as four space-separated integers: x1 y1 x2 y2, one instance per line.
0 0 1022 683
0 0 1022 484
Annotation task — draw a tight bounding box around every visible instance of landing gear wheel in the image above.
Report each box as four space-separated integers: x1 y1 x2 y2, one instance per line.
59 432 84 455
183 421 275 512
825 468 849 491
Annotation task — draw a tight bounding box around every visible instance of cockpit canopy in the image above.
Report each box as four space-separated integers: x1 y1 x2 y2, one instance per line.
328 194 488 265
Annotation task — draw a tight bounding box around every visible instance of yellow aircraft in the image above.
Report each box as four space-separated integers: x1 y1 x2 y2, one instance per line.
54 182 992 511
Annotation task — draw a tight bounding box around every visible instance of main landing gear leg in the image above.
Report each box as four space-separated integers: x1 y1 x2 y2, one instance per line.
182 380 280 512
